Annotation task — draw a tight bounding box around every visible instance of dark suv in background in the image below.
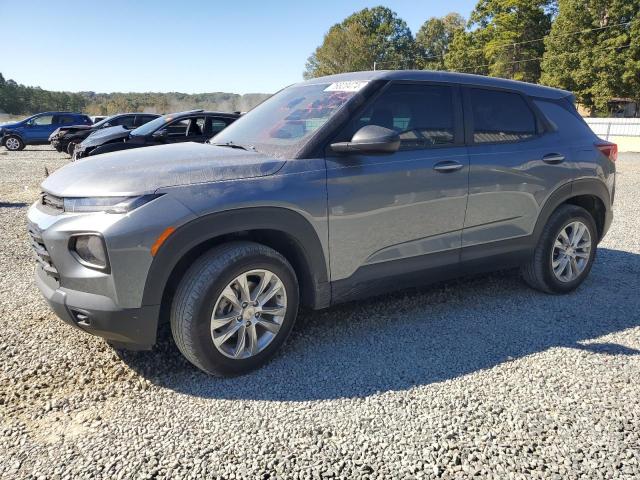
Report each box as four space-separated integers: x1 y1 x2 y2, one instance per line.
28 71 615 376
73 110 239 159
50 113 160 155
1 112 91 151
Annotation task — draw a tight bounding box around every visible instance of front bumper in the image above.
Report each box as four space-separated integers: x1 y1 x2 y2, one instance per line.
35 264 159 348
26 194 196 349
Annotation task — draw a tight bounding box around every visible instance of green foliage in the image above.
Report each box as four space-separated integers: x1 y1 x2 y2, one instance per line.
0 73 86 115
0 72 270 116
540 0 640 113
446 0 554 82
415 13 465 70
303 6 416 78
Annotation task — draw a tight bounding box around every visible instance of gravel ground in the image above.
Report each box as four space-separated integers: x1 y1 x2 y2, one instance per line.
1 146 639 479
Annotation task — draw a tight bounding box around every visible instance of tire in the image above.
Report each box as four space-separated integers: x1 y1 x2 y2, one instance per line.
4 135 25 151
66 141 78 156
171 241 299 376
521 204 598 294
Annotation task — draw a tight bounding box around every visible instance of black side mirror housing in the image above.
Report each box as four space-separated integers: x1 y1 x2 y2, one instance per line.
152 129 168 140
331 125 400 154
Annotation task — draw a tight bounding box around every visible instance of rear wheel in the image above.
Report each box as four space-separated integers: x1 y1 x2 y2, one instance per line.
4 135 24 151
171 241 299 376
521 204 597 293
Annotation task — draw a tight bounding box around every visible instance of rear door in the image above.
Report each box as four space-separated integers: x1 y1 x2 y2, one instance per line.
461 87 577 255
326 82 469 282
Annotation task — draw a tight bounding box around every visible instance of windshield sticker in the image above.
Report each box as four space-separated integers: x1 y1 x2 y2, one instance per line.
324 81 368 92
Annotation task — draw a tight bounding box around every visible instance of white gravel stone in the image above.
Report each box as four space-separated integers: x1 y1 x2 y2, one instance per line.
1 146 639 479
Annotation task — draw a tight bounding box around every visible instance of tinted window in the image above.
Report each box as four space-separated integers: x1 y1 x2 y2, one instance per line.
470 89 536 143
210 118 229 135
112 116 136 128
58 115 75 125
345 83 456 149
134 115 156 127
165 117 205 137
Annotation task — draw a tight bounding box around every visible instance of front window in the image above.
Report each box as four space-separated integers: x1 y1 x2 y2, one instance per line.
130 115 170 137
212 81 368 158
30 115 54 126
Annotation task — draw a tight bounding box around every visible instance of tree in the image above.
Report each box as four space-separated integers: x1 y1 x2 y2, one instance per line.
541 0 640 114
445 0 554 82
303 6 416 78
415 13 465 70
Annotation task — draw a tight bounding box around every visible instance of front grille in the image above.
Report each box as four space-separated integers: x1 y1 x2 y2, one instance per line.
27 223 59 278
41 192 64 212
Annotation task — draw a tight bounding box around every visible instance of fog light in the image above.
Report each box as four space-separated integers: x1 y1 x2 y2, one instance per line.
70 234 109 271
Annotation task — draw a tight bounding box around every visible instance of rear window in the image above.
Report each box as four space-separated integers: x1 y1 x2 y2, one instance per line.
469 89 536 143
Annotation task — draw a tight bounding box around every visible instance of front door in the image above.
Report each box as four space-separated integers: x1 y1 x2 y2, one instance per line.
24 114 58 143
326 82 469 283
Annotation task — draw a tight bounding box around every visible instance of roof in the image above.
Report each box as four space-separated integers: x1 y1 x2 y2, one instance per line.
300 70 572 100
164 110 240 118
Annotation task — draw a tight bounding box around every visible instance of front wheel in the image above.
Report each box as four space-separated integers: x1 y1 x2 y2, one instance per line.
66 141 79 156
170 241 299 376
4 135 25 151
521 204 598 294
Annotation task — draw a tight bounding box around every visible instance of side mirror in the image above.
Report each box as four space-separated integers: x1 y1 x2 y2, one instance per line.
331 125 400 154
152 129 168 140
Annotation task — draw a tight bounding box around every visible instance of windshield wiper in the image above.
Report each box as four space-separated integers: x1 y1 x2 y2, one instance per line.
210 141 256 151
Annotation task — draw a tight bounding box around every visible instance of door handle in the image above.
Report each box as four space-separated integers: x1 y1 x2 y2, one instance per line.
433 161 464 173
542 153 565 164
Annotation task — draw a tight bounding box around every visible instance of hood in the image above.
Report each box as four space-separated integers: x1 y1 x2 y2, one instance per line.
41 142 286 197
81 125 129 147
0 121 23 131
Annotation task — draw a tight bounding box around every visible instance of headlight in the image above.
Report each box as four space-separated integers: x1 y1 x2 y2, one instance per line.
69 234 109 271
63 194 162 214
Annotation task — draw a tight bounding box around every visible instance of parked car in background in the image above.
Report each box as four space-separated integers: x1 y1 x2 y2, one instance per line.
73 110 239 159
1 112 91 151
90 116 108 123
50 113 160 155
27 71 615 376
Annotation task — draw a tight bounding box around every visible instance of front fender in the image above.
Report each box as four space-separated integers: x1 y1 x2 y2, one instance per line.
141 206 330 309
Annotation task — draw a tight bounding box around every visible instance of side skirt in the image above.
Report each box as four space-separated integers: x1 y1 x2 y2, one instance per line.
329 237 533 306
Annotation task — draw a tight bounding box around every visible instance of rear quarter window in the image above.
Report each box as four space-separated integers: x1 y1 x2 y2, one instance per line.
532 99 594 139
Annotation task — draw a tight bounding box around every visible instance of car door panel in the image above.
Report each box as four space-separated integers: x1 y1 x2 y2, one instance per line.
326 82 468 281
461 87 577 249
327 148 469 280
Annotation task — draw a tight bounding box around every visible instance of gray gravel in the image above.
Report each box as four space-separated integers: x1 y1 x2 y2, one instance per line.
1 146 639 479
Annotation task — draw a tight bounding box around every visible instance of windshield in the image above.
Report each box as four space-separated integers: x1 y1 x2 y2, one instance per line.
130 115 169 136
212 82 366 158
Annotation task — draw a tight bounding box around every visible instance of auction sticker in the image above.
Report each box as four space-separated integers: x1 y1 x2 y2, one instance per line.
324 81 368 92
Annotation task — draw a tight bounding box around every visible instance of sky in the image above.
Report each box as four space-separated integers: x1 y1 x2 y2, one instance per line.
0 0 477 95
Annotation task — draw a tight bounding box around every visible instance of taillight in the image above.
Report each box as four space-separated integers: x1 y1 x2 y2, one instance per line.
595 141 617 162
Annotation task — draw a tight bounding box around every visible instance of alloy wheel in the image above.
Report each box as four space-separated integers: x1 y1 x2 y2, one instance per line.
210 269 287 359
5 137 21 151
551 221 592 282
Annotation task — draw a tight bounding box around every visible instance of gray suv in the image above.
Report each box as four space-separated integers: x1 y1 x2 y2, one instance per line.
27 71 615 376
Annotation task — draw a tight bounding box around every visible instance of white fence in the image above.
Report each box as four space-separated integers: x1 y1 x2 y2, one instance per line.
584 118 640 139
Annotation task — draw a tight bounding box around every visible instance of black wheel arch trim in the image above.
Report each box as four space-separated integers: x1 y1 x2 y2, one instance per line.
533 177 611 245
141 207 330 310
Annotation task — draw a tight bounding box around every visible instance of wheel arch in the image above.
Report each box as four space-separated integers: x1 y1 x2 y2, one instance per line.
534 178 611 244
141 207 331 320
